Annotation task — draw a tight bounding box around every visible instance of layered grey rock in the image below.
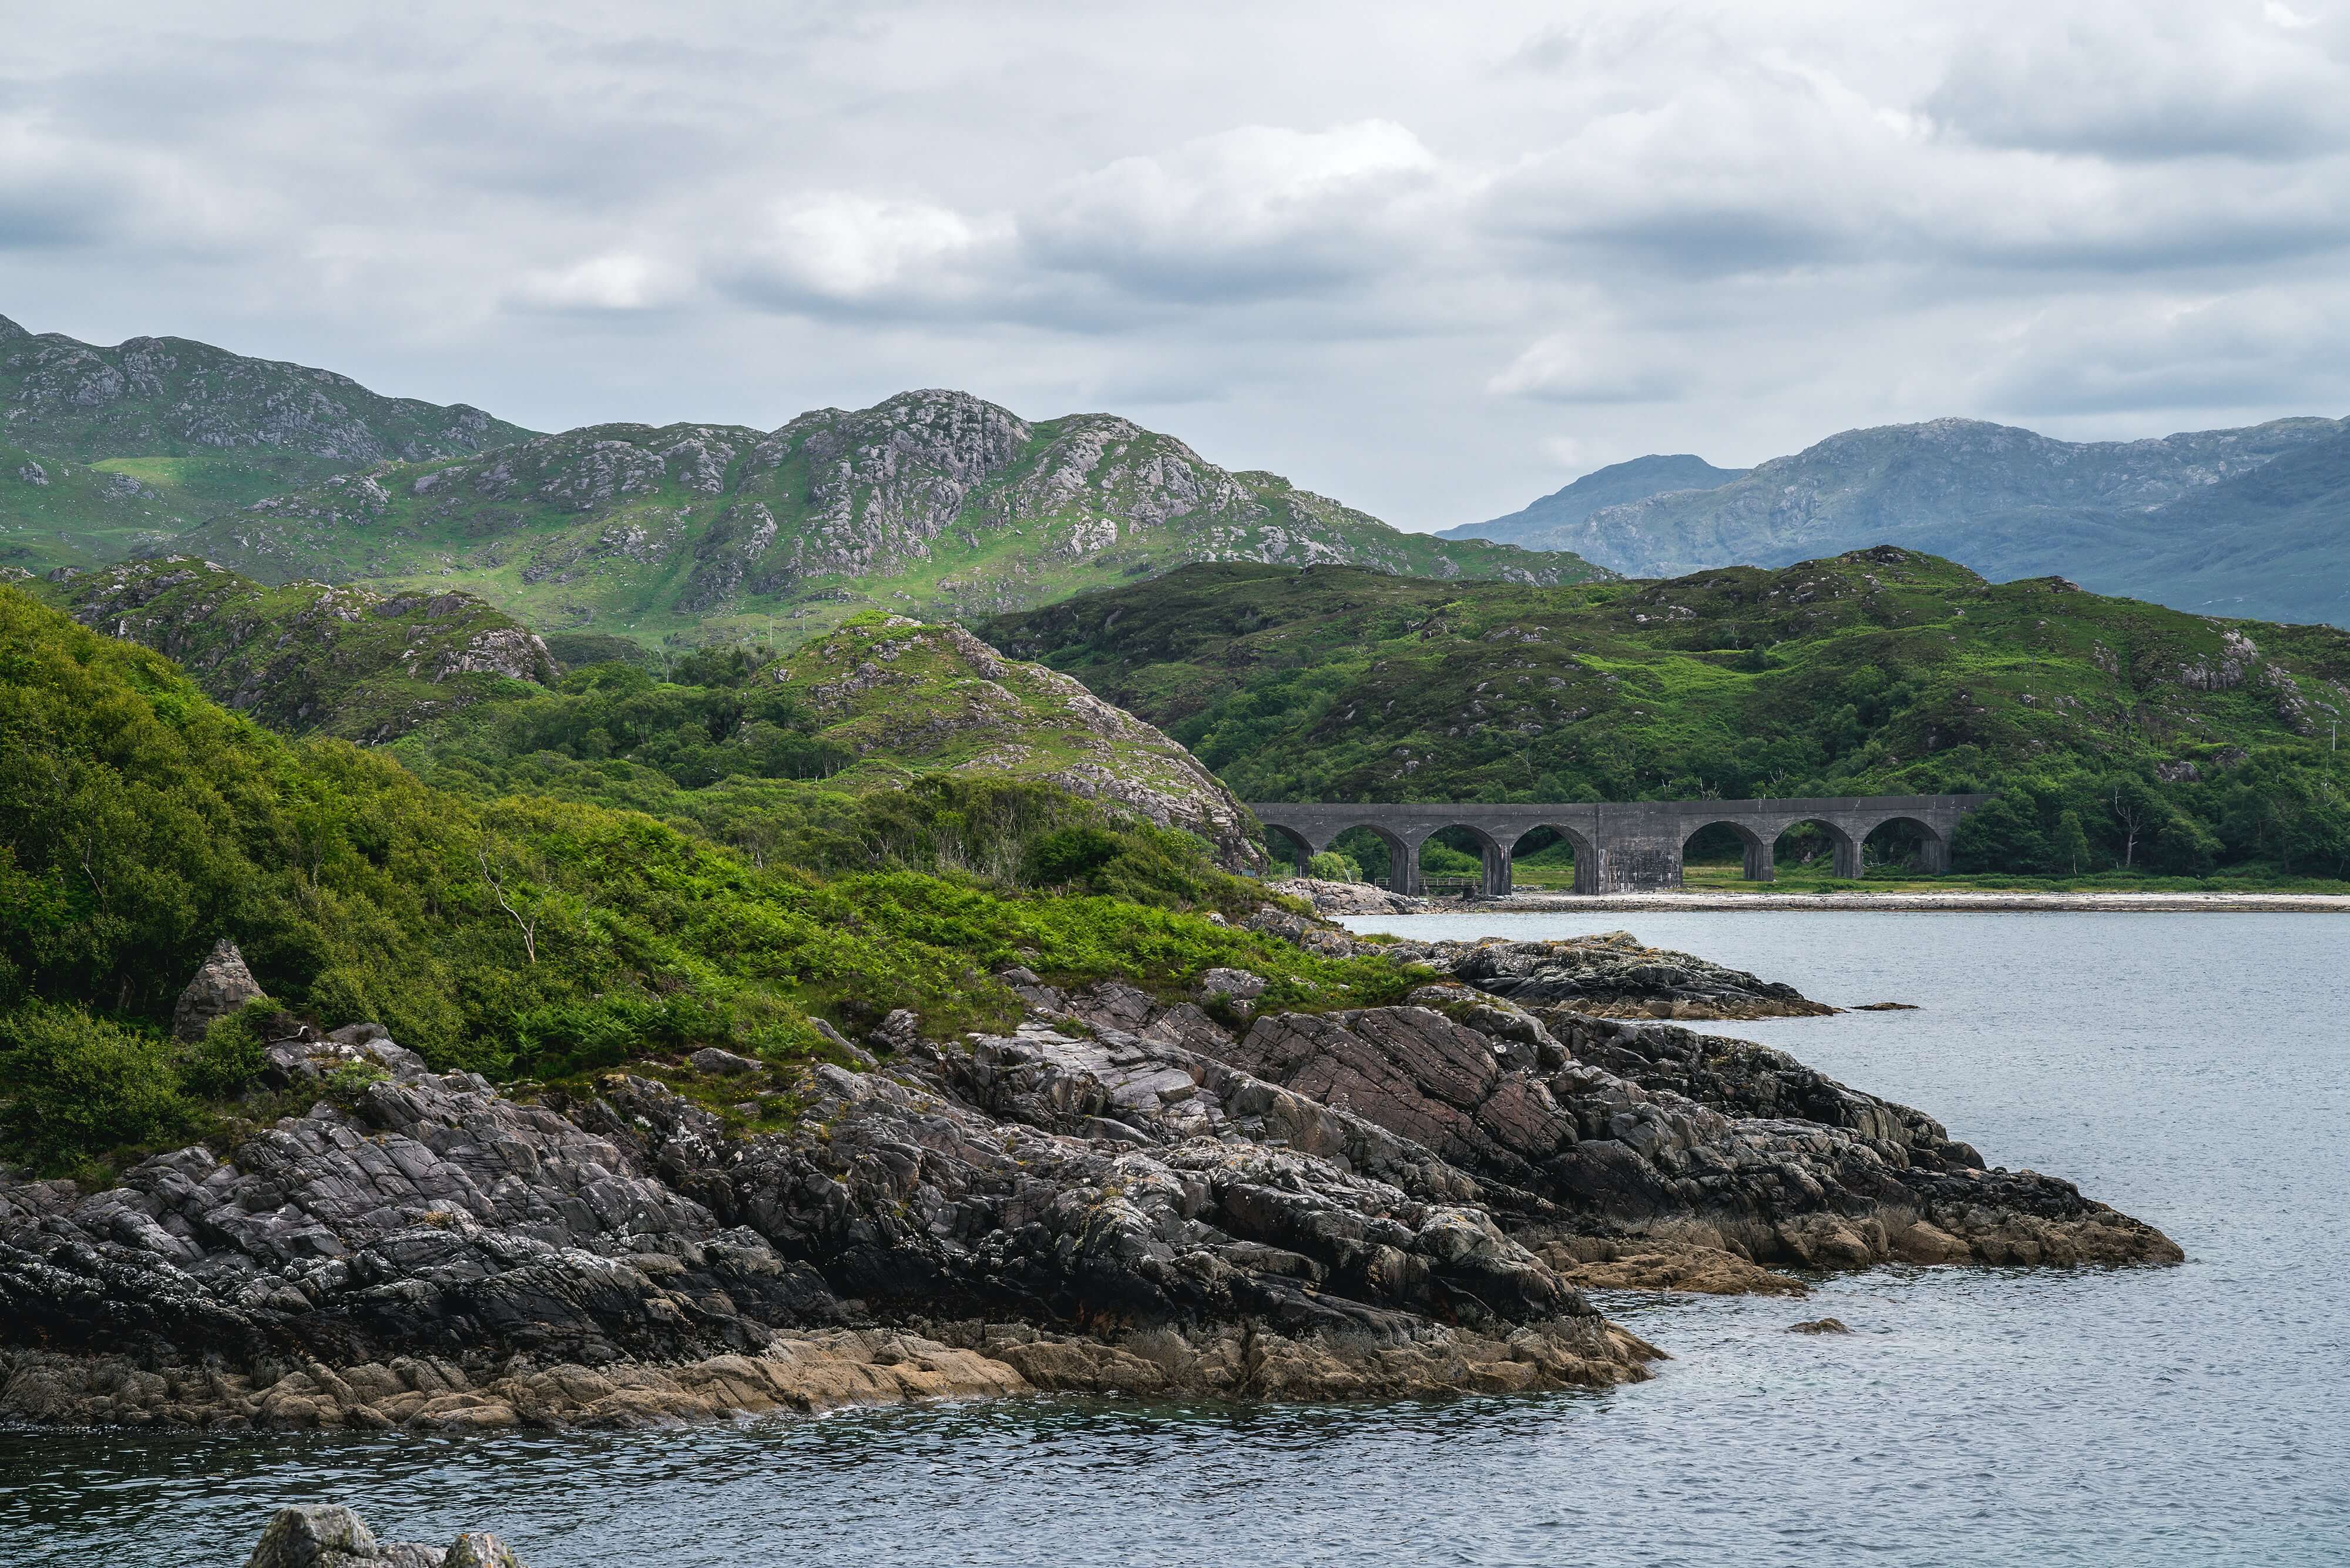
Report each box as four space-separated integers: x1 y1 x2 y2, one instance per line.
0 935 2177 1429
172 938 265 1041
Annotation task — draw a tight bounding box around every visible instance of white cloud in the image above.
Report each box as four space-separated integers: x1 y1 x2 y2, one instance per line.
1023 119 1452 303
1488 331 1679 404
1962 289 2350 414
512 253 690 313
745 193 1010 302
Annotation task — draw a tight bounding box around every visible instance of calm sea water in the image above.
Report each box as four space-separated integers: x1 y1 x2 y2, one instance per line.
5 912 2346 1567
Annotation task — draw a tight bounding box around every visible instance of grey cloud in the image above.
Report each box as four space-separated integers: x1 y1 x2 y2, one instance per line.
1925 8 2350 164
0 182 116 250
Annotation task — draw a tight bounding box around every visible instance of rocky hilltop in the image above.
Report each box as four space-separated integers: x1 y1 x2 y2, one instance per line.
0 927 2176 1430
1508 414 2350 627
43 557 556 741
770 612 1265 867
0 313 535 578
170 390 1604 642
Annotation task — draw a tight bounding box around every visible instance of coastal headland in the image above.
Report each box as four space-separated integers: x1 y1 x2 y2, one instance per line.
1 923 2177 1432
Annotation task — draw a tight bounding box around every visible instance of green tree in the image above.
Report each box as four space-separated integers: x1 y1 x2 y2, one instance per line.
2052 810 2092 876
1307 849 1363 882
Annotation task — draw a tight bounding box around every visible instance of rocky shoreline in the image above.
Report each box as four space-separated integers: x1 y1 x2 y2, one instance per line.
0 924 2178 1431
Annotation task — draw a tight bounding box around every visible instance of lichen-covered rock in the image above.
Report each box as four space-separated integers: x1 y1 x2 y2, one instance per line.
172 937 265 1041
244 1505 399 1568
242 1505 526 1567
442 1533 523 1568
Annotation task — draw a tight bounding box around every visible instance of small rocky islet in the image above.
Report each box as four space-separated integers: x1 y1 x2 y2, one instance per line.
0 919 2177 1433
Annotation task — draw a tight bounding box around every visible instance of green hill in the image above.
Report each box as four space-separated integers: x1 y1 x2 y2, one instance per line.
397 609 1267 871
0 313 535 575
176 391 1607 644
0 581 1409 1171
41 556 556 741
1 441 188 573
28 553 1264 870
979 550 2350 879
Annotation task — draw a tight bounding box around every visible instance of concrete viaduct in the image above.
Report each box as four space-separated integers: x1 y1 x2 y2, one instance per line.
1249 794 1995 895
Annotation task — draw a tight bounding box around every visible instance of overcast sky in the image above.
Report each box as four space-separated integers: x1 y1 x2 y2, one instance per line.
6 1 2348 527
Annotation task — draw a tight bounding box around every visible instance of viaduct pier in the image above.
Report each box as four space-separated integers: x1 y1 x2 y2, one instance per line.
1249 794 1994 896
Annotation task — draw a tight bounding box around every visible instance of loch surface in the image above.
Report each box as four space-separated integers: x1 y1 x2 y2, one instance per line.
5 912 2345 1566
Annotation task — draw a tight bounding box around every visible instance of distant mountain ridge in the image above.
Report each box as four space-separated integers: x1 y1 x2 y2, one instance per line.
4 311 1610 639
176 388 1609 642
1443 454 1747 546
1496 414 2350 627
0 312 538 575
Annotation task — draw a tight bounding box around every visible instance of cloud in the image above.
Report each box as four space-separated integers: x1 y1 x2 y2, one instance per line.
1488 331 1680 404
719 193 1016 314
511 253 692 313
1925 2 2350 163
1026 120 1449 302
1964 289 2350 415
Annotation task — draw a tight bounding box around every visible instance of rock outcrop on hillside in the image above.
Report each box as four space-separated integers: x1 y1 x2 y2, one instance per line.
0 934 2176 1430
774 613 1267 868
51 556 556 740
175 391 1605 639
0 314 531 469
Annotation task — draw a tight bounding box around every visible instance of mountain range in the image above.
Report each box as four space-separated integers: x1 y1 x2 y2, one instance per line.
0 312 534 574
1440 454 1747 548
0 314 1603 642
1470 416 2350 628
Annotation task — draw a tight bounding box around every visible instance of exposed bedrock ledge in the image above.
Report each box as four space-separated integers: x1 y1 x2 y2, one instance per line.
0 939 2175 1429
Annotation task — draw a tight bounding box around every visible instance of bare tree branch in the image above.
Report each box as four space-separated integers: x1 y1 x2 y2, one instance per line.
477 844 539 965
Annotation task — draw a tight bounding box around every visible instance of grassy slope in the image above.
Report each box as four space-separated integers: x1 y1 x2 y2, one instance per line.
980 550 2350 876
36 556 557 741
398 608 1263 869
171 395 1611 646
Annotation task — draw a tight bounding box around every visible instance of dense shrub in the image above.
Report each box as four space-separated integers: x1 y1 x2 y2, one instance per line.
0 1004 196 1173
1305 850 1362 882
0 586 1388 1169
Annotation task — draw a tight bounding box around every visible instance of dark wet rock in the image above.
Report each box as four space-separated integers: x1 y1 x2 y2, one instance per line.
1180 1000 2178 1276
1402 932 1834 1019
0 1006 1654 1426
1788 1317 1850 1334
173 937 266 1041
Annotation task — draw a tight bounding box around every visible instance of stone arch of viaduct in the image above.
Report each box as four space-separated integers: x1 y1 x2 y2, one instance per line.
1250 795 1994 895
